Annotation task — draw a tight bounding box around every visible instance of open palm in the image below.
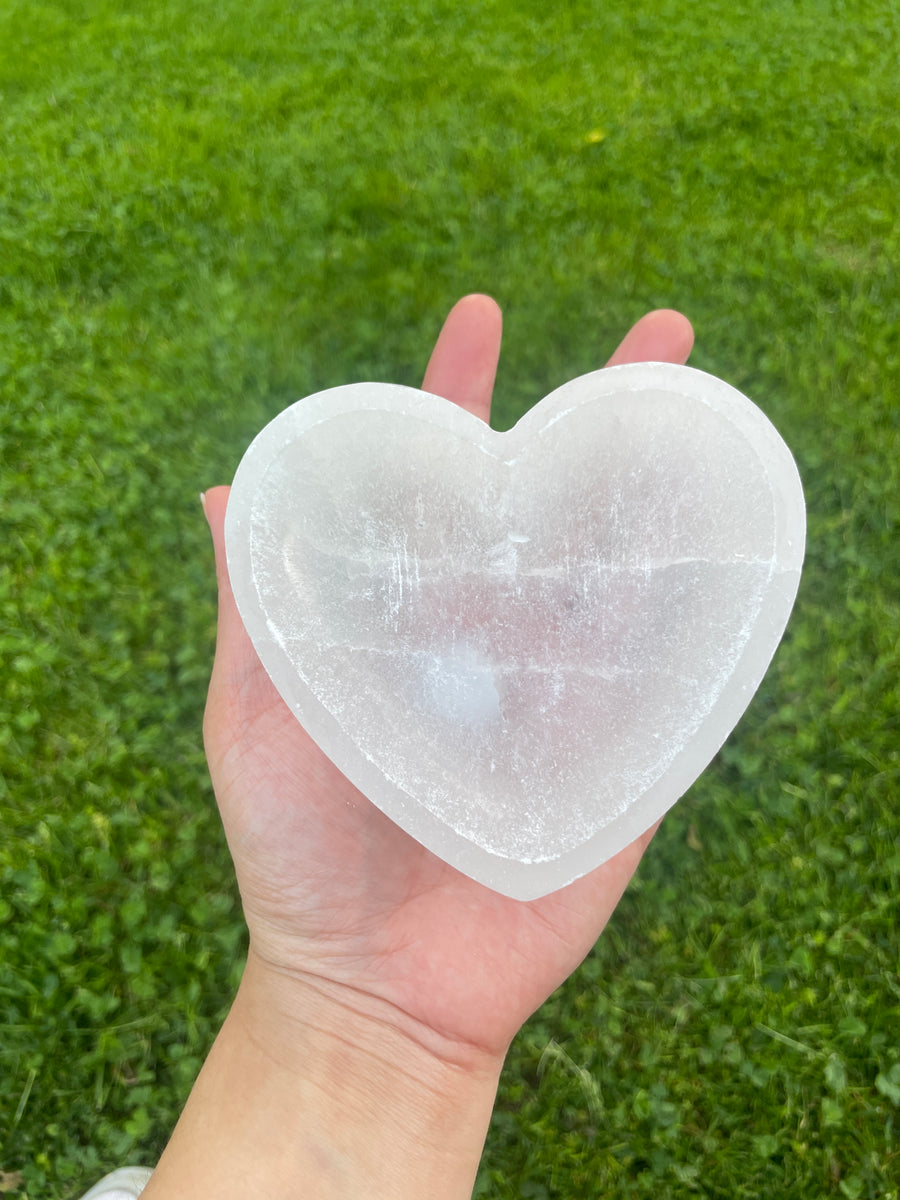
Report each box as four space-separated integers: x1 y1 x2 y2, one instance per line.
202 296 694 1061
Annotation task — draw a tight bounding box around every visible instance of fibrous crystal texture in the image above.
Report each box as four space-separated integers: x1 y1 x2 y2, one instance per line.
225 363 805 899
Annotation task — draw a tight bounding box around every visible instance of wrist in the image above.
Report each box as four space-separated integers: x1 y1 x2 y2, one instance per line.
143 950 504 1200
238 942 509 1072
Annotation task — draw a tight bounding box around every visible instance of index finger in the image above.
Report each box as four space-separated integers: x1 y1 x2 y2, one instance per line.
421 294 503 424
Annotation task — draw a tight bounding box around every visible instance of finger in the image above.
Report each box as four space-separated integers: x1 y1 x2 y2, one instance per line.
421 293 503 424
201 485 260 693
605 308 694 367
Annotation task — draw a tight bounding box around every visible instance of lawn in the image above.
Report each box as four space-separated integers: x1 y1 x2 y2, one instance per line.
1 0 898 1196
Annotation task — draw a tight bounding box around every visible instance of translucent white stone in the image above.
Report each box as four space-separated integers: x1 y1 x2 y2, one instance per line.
225 363 805 900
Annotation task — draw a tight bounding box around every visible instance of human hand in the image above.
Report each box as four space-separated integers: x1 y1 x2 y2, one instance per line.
201 296 694 1064
144 297 693 1200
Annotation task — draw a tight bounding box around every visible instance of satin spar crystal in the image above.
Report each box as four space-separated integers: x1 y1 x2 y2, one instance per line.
225 363 805 899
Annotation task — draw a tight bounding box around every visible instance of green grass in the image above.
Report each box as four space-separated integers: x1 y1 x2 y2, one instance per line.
1 0 898 1195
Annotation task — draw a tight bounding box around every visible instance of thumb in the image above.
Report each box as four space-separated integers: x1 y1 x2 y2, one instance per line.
201 485 264 697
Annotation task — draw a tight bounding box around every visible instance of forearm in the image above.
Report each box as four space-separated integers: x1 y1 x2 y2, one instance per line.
141 953 503 1200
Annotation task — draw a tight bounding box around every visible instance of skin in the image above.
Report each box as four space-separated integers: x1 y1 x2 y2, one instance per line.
141 297 693 1200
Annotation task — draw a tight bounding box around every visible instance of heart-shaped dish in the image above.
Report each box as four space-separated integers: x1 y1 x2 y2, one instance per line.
225 363 805 900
